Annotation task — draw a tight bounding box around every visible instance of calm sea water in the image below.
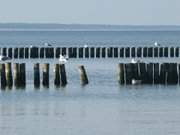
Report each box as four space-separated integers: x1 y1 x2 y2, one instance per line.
1 29 180 135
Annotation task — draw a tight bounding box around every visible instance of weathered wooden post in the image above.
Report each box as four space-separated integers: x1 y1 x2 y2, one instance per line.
148 47 153 57
85 47 89 58
117 63 125 84
96 47 100 58
59 64 67 86
107 47 113 58
114 47 118 58
0 64 6 89
164 47 168 57
139 63 147 84
79 47 83 58
2 48 7 56
146 63 153 84
5 63 13 89
19 63 26 88
143 47 147 57
34 63 40 88
175 47 179 57
25 47 29 58
131 47 135 58
78 65 89 85
125 63 133 84
167 63 178 84
160 63 168 84
62 47 67 56
13 63 20 88
8 48 12 58
125 47 130 57
153 63 160 84
154 47 158 57
90 47 95 58
42 63 49 88
40 48 45 58
102 47 106 58
14 48 19 58
54 64 60 87
120 47 124 58
159 47 163 57
19 48 24 59
56 48 61 58
137 47 142 57
170 47 174 57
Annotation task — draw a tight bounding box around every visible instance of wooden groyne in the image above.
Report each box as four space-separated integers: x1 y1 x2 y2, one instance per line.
118 63 179 85
0 62 180 90
1 46 180 59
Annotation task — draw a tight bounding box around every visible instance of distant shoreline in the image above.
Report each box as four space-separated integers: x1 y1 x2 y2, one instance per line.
0 23 180 31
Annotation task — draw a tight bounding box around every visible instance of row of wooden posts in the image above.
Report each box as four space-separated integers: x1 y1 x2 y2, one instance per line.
1 46 180 59
0 63 89 89
1 62 180 90
118 63 180 85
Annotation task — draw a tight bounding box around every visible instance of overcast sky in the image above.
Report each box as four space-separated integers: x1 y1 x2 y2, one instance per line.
0 0 179 25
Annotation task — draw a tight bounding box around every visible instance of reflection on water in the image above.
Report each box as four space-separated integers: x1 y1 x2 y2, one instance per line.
1 59 180 135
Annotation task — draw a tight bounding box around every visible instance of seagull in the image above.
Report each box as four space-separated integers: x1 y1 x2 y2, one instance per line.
131 58 141 64
59 54 69 63
44 42 52 47
154 42 160 47
0 55 11 61
84 44 88 48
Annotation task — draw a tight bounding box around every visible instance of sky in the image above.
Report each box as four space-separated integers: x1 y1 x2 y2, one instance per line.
0 0 179 25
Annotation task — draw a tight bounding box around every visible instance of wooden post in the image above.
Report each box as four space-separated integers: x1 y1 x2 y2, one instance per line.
19 63 26 88
125 47 130 57
56 48 61 58
125 63 133 84
19 48 24 59
5 63 13 89
131 47 135 58
90 47 95 58
114 47 118 58
96 47 100 58
107 47 113 58
153 63 160 84
42 63 49 88
34 63 40 88
14 48 19 58
102 47 106 58
146 63 153 84
167 63 178 84
154 47 158 57
54 64 60 87
85 47 89 58
59 64 67 86
0 64 6 89
40 48 45 58
164 47 168 57
24 47 29 58
8 48 13 58
78 65 89 85
159 47 163 57
117 63 125 84
137 47 142 58
170 47 174 57
143 47 148 57
79 47 83 58
13 63 20 88
139 63 147 84
175 47 179 57
120 47 124 58
148 47 153 57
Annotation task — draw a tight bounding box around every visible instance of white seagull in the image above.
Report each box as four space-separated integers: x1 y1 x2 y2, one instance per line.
154 42 160 47
131 58 141 64
0 55 11 61
59 54 69 63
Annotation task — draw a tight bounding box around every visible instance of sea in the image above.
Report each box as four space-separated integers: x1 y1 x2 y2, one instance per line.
0 24 180 135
